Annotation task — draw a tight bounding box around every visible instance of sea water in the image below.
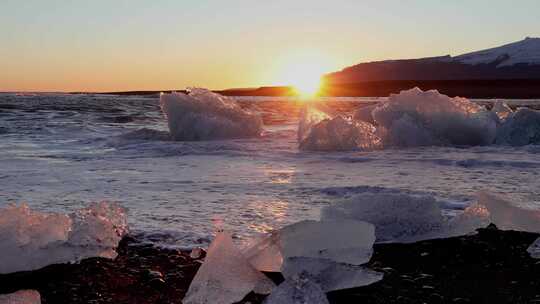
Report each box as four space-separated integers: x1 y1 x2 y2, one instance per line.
1 92 539 248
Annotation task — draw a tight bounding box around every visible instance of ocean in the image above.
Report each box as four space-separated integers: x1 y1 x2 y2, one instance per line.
1 92 539 248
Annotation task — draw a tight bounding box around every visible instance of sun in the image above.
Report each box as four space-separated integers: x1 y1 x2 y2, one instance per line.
275 49 336 98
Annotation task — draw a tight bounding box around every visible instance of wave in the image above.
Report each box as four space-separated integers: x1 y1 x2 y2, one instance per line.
0 202 128 273
160 89 263 141
299 87 540 151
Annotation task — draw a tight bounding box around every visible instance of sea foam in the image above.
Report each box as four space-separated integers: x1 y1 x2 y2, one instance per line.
160 89 263 141
0 202 128 274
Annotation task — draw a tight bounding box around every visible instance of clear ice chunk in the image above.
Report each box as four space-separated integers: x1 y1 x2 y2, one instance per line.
321 193 448 243
281 257 383 292
184 231 274 304
0 203 128 274
160 89 262 141
0 290 41 304
263 273 329 304
527 237 540 259
278 220 375 265
475 192 540 232
298 104 381 151
495 107 540 145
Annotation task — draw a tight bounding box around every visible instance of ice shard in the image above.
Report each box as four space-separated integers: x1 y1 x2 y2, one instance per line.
0 203 128 274
184 231 274 304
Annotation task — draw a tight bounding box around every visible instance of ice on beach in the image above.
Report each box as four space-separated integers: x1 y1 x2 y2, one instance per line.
373 88 498 147
243 219 381 293
491 101 513 120
160 89 262 141
0 202 128 274
298 88 503 150
527 237 540 259
281 257 383 292
279 220 375 265
495 108 540 146
321 193 449 243
473 192 540 233
184 231 274 304
244 220 375 272
0 290 41 304
242 233 283 272
298 104 381 151
353 104 376 124
263 273 329 304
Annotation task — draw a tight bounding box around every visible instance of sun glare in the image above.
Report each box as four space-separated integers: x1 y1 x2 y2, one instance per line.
275 49 336 98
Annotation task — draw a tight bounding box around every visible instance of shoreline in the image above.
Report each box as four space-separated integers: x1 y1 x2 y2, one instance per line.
2 225 539 303
61 79 540 99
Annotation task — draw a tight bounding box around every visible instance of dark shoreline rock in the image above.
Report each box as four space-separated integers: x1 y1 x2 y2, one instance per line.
1 226 540 303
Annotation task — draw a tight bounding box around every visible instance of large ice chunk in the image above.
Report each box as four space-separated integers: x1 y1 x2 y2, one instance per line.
242 233 283 272
474 192 540 232
321 193 447 243
495 108 540 145
298 88 503 151
298 104 381 151
0 203 128 274
263 273 329 304
279 220 375 265
184 231 274 304
0 290 41 304
372 88 498 147
160 89 262 141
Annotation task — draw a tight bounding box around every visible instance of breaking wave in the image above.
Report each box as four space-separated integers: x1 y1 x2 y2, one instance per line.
299 87 540 151
160 89 263 141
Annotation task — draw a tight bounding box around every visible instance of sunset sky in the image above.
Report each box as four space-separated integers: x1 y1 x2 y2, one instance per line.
1 0 539 92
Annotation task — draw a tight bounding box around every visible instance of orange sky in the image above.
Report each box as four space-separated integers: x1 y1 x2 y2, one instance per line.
1 1 539 92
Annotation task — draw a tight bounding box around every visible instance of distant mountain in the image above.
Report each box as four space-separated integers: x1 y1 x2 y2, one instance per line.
325 38 540 83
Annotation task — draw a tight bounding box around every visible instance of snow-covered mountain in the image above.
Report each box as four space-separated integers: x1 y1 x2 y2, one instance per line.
325 38 540 83
455 37 540 67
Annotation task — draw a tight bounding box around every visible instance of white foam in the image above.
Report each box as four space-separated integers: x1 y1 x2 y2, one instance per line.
160 89 262 141
0 202 128 274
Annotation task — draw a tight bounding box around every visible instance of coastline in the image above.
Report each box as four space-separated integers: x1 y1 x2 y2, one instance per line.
2 225 539 303
64 79 540 99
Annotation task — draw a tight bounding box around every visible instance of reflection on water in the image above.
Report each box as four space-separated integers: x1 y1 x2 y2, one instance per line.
248 200 289 234
263 167 296 184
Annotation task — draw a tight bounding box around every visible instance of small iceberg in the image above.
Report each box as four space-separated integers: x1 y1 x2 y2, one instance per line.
0 202 128 274
160 89 263 141
299 87 540 150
